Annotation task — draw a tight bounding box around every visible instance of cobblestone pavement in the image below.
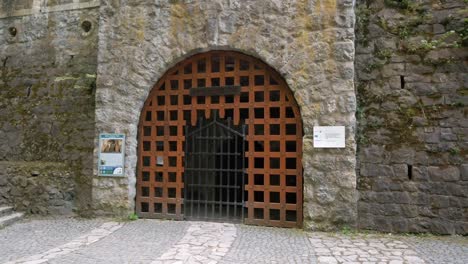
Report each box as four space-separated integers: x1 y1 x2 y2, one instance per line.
0 217 104 262
220 225 315 264
6 222 124 264
401 235 468 264
310 233 424 264
48 220 189 264
153 222 236 264
0 217 467 264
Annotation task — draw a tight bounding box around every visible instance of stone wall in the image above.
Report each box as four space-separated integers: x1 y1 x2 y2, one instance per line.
94 0 357 230
0 5 99 215
355 0 468 234
0 0 99 18
1 0 465 234
0 162 74 214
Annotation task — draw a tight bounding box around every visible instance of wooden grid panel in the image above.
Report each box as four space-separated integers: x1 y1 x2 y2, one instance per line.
137 51 303 227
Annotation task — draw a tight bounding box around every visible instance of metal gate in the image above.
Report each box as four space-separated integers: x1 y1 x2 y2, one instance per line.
184 115 246 223
137 51 303 227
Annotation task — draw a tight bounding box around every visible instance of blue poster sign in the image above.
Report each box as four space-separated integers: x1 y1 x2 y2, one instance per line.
98 133 125 177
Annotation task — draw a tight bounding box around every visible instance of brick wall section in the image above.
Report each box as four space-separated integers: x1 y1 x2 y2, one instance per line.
355 0 467 234
0 8 98 215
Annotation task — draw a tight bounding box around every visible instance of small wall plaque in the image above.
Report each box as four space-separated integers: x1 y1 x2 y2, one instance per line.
313 126 345 148
98 133 125 177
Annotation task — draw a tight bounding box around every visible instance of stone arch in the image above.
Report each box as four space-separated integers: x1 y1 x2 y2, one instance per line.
136 50 304 227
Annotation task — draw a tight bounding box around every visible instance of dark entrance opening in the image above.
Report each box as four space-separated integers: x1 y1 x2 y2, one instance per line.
184 115 246 223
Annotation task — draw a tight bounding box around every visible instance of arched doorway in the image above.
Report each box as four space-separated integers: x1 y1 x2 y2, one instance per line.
137 51 303 228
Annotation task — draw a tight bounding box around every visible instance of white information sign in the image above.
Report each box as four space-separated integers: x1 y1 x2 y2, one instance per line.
98 133 125 177
313 126 345 148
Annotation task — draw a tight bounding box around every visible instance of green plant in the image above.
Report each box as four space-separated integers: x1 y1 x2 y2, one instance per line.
363 60 386 73
375 48 393 60
356 134 367 145
378 17 389 31
356 6 371 46
454 18 468 47
457 87 468 96
407 31 459 53
384 0 417 11
449 147 460 156
423 56 455 67
341 225 357 235
128 213 139 221
397 25 410 39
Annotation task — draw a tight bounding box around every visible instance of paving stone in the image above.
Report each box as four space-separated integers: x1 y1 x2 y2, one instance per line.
309 232 425 264
0 217 104 263
4 221 123 264
151 222 235 264
401 235 468 264
220 225 316 264
48 219 189 264
1 219 468 264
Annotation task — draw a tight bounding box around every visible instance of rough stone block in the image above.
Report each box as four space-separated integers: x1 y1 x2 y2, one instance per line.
391 147 415 164
428 166 460 182
460 164 468 181
406 63 434 74
393 164 409 181
381 63 405 78
383 204 401 216
408 218 431 233
412 166 429 182
361 163 394 177
431 195 450 209
359 146 387 164
424 130 441 144
401 205 419 218
0 177 7 186
392 218 409 233
454 222 468 234
357 214 375 229
333 41 354 62
418 206 437 218
392 192 411 204
445 183 466 197
374 216 392 232
430 220 455 235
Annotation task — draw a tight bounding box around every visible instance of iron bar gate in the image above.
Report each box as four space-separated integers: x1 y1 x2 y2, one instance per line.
184 116 246 223
137 51 303 227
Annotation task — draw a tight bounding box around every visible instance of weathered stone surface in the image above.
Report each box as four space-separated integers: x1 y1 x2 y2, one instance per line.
428 166 460 182
0 161 75 214
461 164 468 181
355 0 467 235
0 6 98 215
0 0 465 235
92 0 358 230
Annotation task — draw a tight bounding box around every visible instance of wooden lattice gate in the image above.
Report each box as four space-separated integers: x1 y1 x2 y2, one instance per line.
137 51 303 227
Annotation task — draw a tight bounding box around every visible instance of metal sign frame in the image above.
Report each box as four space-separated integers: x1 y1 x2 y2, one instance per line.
98 133 126 177
313 126 346 148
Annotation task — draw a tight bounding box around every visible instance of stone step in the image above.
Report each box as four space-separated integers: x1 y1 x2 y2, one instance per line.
0 212 24 229
0 206 14 217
